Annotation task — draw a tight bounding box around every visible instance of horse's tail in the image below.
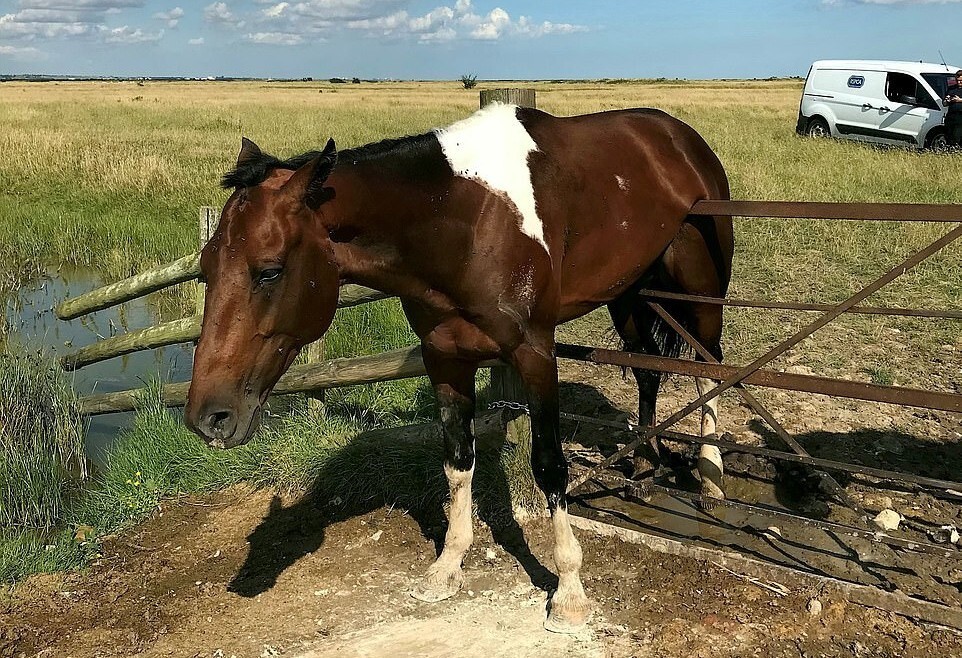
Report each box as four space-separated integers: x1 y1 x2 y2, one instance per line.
640 172 734 366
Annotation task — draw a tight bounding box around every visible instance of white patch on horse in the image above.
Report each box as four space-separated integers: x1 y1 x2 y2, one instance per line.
615 175 630 192
695 377 724 500
497 261 536 328
435 103 548 254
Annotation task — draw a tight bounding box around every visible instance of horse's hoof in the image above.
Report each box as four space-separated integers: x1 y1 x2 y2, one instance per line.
698 479 725 511
410 569 464 603
630 456 656 480
544 591 592 634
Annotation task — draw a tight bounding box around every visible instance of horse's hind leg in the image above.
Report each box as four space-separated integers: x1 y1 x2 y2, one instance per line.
607 295 663 477
661 222 728 501
411 352 479 602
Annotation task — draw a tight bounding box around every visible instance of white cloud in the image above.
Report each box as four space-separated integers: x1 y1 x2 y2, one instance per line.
0 0 167 45
262 2 289 18
153 7 184 28
246 30 303 44
0 12 99 40
204 2 245 28
19 0 144 8
102 24 163 42
188 36 204 44
0 43 45 59
287 0 409 22
329 1 586 43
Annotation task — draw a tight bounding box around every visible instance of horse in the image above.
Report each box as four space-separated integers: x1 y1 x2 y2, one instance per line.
184 103 734 633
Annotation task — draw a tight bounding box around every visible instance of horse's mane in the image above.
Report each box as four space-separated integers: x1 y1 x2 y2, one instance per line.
221 132 438 189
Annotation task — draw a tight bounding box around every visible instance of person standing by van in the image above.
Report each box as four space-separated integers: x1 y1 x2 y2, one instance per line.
945 70 962 148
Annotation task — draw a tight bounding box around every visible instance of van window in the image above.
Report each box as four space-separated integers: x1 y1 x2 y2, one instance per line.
922 72 954 101
885 72 938 109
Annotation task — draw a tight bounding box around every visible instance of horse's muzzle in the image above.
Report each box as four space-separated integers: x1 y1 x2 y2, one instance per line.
185 400 259 449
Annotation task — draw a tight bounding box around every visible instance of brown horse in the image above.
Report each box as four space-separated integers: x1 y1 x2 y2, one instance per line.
185 103 733 632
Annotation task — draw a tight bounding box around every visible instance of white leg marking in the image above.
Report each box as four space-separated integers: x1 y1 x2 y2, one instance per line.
544 506 592 633
695 377 724 500
411 464 474 602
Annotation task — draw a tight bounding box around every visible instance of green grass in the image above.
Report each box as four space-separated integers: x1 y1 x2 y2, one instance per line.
0 350 86 531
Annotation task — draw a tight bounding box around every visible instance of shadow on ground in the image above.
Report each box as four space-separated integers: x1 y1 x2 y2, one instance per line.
228 419 556 598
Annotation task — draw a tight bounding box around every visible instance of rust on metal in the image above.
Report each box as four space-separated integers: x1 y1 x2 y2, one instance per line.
691 200 962 222
638 289 962 321
557 343 962 414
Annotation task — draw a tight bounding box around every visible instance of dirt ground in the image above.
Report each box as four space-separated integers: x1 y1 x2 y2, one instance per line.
3 484 961 658
4 333 962 658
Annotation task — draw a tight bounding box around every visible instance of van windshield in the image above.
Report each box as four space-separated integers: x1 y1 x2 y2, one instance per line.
922 72 955 102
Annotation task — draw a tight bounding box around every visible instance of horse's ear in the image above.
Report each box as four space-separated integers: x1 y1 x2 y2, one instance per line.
237 137 263 167
283 139 337 210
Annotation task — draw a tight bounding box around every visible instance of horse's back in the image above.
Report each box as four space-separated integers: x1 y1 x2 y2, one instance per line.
514 107 731 319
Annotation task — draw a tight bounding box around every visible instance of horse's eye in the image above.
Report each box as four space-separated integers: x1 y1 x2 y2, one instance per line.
256 267 283 284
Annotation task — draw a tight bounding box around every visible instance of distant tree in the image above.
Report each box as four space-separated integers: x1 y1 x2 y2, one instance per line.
460 73 478 90
352 77 361 84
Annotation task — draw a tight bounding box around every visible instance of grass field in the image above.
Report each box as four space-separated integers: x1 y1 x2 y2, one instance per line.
2 79 962 583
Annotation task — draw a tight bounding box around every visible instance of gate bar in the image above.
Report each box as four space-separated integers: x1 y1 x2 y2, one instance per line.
624 482 958 558
691 200 962 222
561 411 962 494
645 301 865 516
556 343 962 414
638 289 962 321
567 223 962 493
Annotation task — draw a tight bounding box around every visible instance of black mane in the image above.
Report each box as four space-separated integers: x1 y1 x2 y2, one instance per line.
221 132 438 189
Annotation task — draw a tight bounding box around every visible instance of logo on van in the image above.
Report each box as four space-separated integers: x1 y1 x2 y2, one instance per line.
847 75 865 88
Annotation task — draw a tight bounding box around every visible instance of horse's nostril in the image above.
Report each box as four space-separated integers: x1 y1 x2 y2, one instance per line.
206 410 236 438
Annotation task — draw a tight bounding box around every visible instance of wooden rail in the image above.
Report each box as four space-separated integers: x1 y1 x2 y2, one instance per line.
56 253 201 321
61 284 390 370
78 346 501 415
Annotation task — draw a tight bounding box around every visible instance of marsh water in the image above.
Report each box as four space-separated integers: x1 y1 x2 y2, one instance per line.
2 267 194 465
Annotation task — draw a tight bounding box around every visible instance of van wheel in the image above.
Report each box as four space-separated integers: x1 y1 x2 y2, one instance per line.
806 118 831 139
925 131 949 153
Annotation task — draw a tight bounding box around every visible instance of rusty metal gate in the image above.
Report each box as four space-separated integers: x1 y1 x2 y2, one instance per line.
559 200 962 629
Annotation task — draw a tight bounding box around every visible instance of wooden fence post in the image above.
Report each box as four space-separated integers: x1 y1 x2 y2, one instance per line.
479 88 537 109
196 206 219 314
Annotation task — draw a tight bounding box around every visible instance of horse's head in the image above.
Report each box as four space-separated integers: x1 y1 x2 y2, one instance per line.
185 138 340 448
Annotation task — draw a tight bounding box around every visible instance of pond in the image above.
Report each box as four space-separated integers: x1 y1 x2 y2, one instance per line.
2 267 194 466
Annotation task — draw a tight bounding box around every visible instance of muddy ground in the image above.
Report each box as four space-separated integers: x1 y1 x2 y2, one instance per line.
4 337 962 657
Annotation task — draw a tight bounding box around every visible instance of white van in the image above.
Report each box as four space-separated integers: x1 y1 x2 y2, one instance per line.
796 60 960 149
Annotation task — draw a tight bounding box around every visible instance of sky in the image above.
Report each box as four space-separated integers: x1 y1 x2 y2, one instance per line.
0 0 960 79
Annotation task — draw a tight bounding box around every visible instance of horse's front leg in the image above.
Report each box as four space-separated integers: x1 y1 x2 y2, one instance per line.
411 351 478 603
511 340 593 633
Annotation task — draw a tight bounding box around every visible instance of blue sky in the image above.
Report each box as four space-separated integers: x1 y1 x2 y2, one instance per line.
0 0 959 79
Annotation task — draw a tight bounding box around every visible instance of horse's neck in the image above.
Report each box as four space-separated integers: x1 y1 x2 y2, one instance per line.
323 168 438 300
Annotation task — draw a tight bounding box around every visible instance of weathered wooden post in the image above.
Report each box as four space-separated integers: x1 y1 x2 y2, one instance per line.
479 89 536 455
479 88 536 109
196 206 219 314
